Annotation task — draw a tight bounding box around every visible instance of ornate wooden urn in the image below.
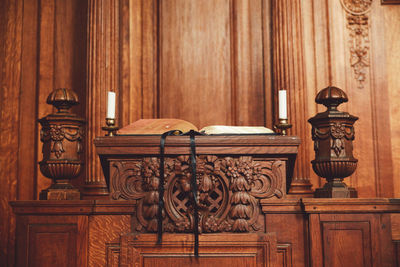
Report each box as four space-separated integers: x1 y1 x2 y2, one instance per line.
38 88 85 200
308 86 358 198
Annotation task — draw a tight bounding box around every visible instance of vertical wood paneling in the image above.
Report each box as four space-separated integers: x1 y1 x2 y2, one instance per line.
18 0 39 200
0 1 23 265
37 0 57 195
159 0 233 128
156 0 267 129
36 0 88 197
368 1 394 197
85 0 119 198
262 0 274 129
302 0 395 197
385 5 400 197
120 0 141 127
232 0 265 126
272 0 313 195
1 0 87 264
142 0 158 119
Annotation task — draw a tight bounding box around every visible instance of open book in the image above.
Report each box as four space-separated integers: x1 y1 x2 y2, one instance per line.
118 119 274 135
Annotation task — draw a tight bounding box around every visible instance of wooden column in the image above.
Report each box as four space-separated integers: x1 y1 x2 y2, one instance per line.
271 0 313 196
84 0 120 198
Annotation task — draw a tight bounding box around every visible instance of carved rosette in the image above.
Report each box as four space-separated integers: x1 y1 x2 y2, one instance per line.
110 155 285 233
341 0 372 89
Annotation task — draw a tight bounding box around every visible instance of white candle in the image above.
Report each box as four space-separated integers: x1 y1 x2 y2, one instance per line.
107 91 116 119
278 90 287 119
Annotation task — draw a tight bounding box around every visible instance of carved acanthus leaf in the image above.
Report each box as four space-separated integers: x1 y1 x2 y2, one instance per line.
110 156 285 233
341 0 372 89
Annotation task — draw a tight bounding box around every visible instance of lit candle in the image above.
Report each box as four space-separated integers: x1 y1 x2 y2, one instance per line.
107 91 116 119
278 90 287 119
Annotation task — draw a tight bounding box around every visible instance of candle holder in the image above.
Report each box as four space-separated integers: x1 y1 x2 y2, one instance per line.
102 118 119 136
274 119 292 136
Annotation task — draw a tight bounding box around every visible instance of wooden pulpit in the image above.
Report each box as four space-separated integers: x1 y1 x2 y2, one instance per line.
93 134 299 265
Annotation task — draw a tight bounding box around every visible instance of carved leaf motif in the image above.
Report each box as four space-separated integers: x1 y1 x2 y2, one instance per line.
199 174 213 192
111 156 284 234
332 138 345 157
52 141 65 158
341 0 371 89
232 219 249 232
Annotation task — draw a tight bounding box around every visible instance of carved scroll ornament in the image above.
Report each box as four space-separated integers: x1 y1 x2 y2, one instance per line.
111 156 284 233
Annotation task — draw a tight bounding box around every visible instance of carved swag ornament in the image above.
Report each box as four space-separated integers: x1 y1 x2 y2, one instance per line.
40 124 84 159
111 156 284 233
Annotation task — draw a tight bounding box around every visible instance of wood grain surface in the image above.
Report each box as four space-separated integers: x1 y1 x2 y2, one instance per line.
2 1 400 265
89 215 131 266
0 1 22 266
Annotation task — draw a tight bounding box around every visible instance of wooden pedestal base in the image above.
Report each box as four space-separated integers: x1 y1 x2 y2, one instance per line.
39 183 80 200
314 179 357 198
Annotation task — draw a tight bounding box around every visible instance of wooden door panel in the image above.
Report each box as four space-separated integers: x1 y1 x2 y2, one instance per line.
119 233 277 267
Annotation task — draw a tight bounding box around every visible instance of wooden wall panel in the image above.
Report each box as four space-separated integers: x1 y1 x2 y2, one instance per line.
300 0 396 197
119 233 277 267
272 0 313 196
153 0 269 129
1 0 400 264
265 213 307 266
159 0 233 128
0 2 23 266
385 5 400 197
16 0 87 202
15 215 88 267
0 0 87 265
309 213 393 267
18 0 39 201
85 0 117 197
88 215 131 266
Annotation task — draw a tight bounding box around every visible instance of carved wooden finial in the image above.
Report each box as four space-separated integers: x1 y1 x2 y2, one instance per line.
309 86 358 198
315 86 348 111
39 88 84 200
46 88 79 113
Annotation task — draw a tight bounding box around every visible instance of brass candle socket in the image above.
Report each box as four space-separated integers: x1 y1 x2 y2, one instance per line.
274 119 292 136
102 118 119 136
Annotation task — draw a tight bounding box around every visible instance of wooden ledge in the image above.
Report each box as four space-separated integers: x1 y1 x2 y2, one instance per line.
301 198 400 213
94 135 301 155
261 198 400 214
10 200 137 215
260 199 303 213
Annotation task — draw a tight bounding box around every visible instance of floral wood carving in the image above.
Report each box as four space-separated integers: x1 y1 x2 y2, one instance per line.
40 124 84 159
312 122 355 158
341 0 372 89
110 156 285 233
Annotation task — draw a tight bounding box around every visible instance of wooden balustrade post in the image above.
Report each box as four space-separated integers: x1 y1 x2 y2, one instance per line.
271 0 313 196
